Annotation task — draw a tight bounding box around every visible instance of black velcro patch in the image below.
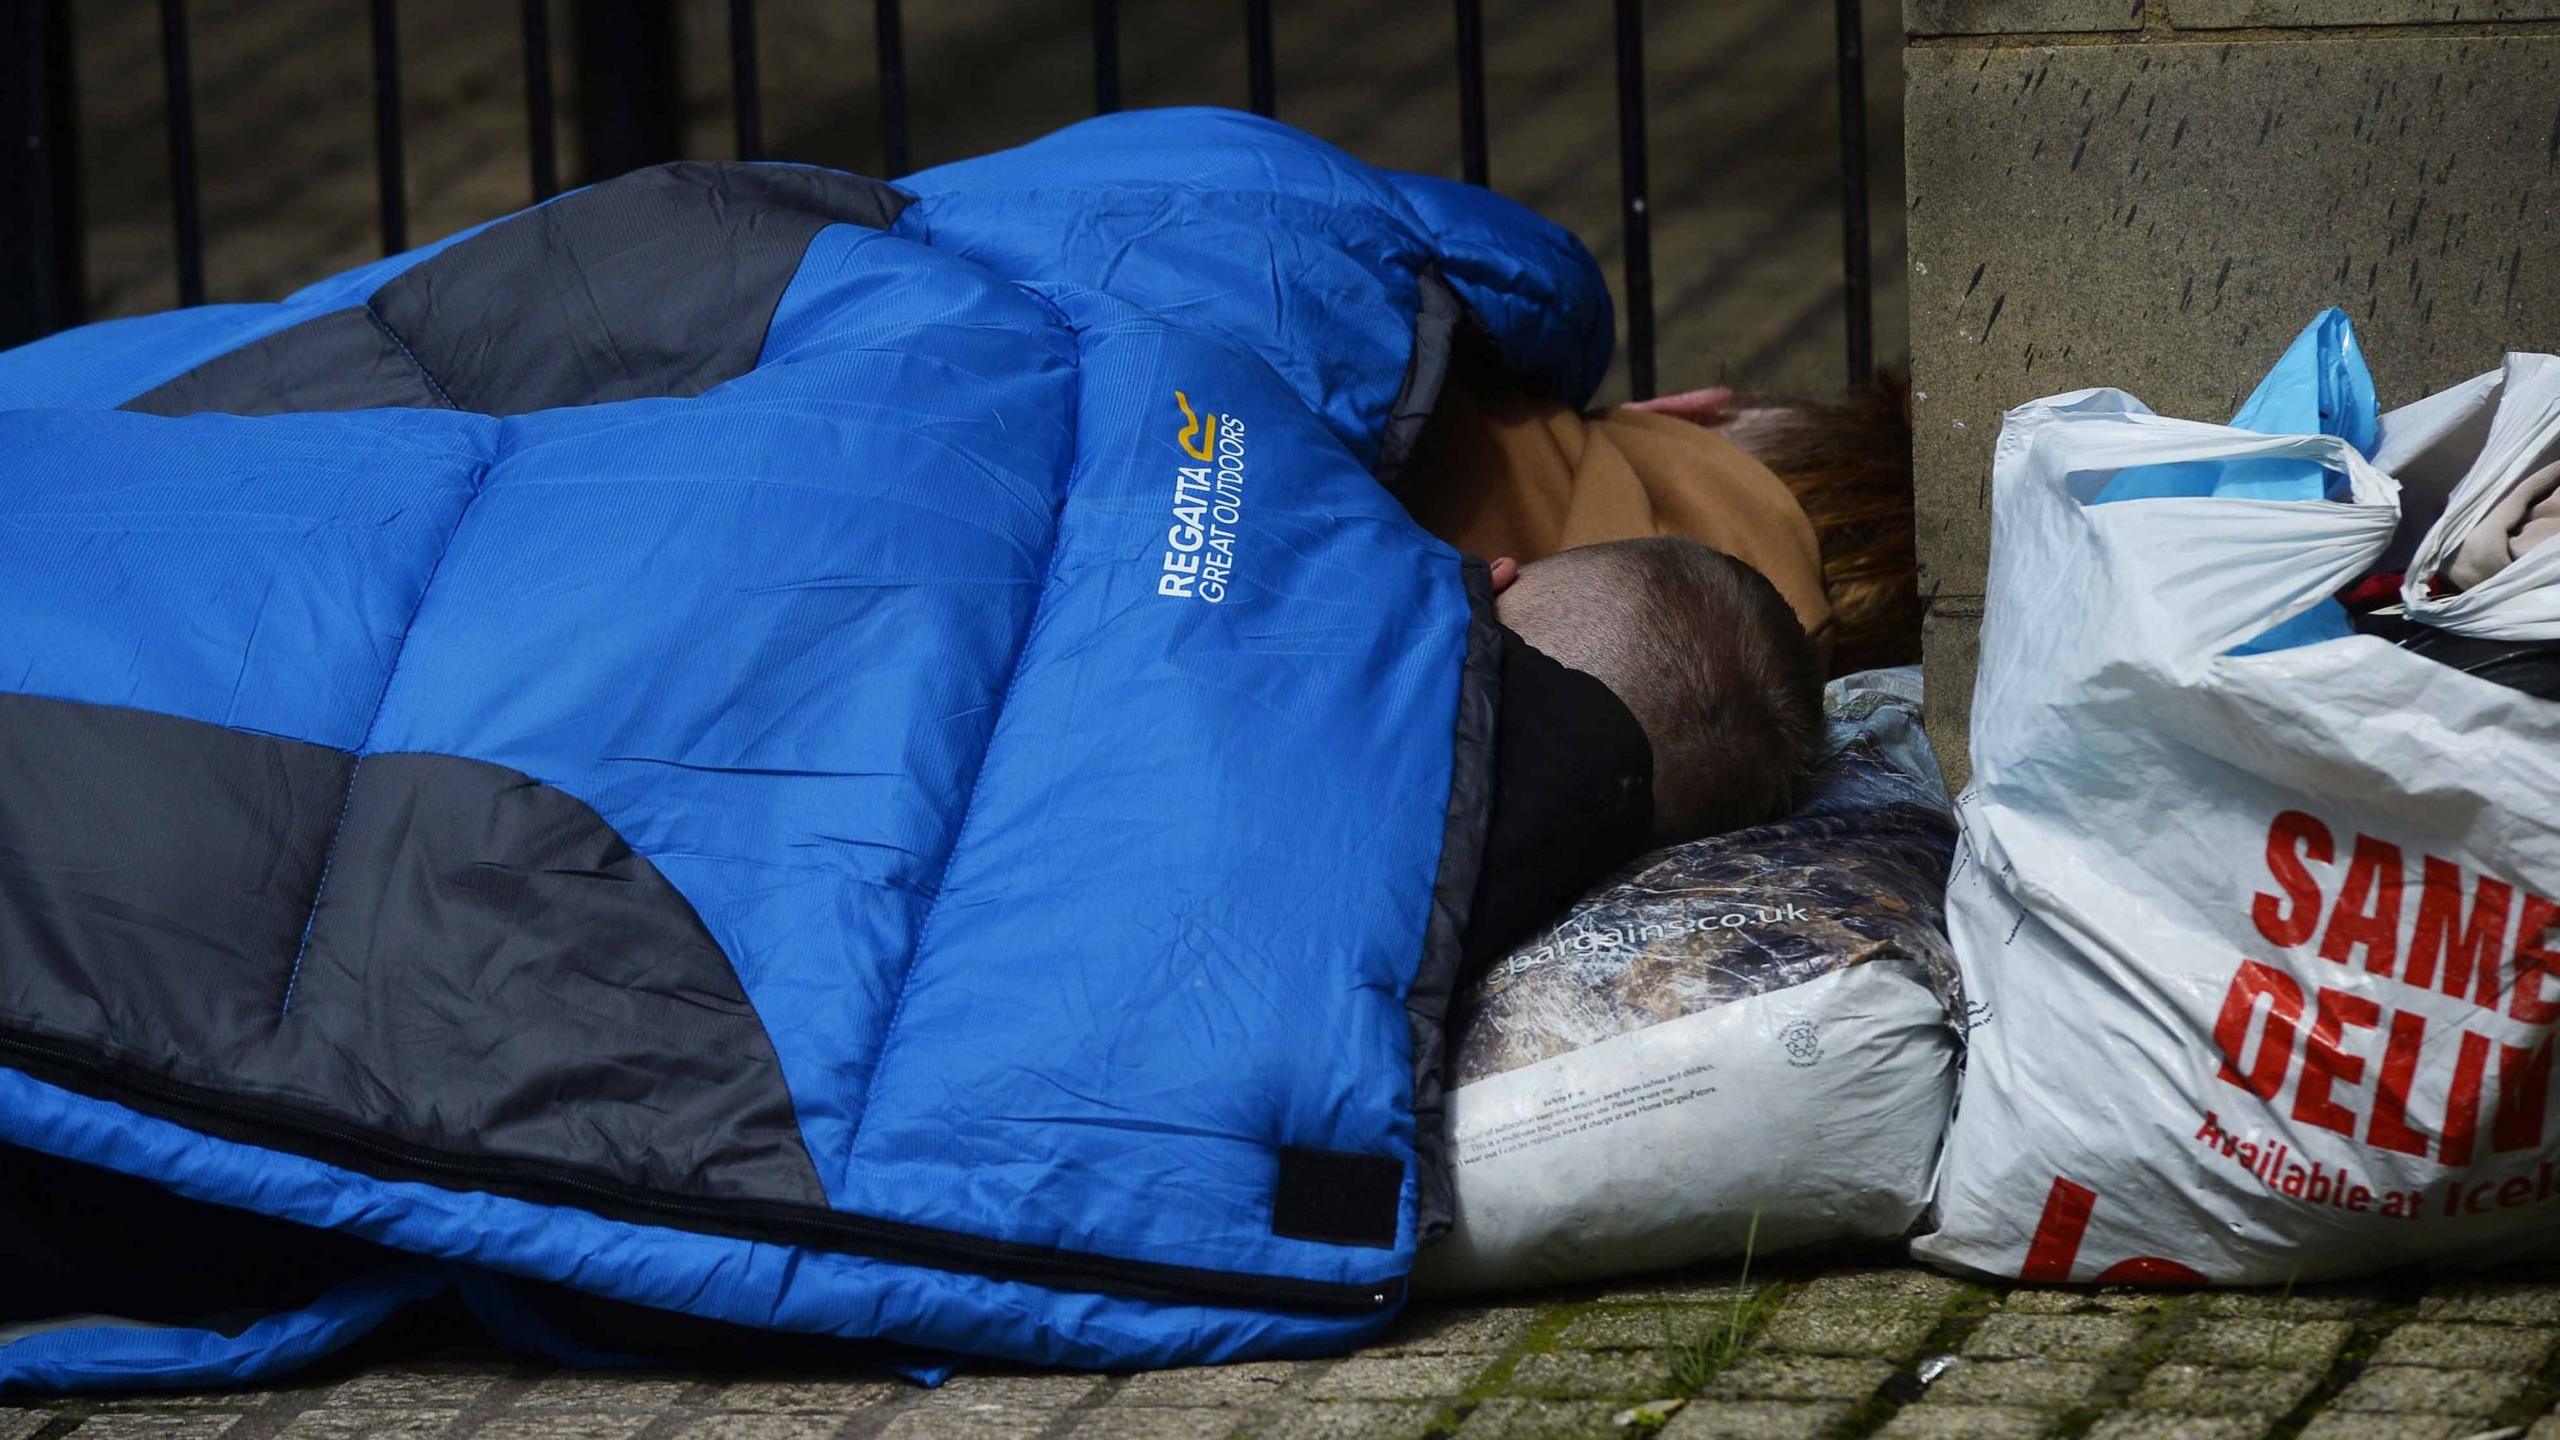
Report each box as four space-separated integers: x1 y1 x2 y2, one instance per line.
1271 1147 1403 1249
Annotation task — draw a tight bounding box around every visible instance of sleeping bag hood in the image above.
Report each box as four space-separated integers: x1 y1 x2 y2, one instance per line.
0 109 1612 1389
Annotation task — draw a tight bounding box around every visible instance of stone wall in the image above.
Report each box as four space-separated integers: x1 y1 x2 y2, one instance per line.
1905 0 2560 785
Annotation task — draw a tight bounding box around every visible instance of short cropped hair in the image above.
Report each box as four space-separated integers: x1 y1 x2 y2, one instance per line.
1498 537 1826 844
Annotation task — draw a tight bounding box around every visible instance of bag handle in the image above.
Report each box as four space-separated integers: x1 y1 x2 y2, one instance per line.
2000 404 2400 670
2402 353 2560 640
2016 407 2399 507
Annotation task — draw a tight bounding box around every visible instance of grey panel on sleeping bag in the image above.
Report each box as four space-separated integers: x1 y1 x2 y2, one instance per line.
1373 267 1465 491
0 691 826 1209
123 162 911 419
121 308 454 418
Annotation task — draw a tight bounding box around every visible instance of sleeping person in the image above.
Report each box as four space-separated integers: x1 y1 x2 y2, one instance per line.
0 108 1909 1384
1403 337 1919 677
1459 536 1825 972
1411 339 1916 970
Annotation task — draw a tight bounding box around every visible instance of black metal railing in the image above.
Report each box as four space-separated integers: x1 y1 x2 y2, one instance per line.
0 1 1878 396
157 0 205 307
369 0 408 254
521 0 562 199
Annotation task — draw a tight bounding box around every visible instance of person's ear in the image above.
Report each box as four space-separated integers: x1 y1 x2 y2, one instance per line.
1489 556 1519 594
1624 386 1733 426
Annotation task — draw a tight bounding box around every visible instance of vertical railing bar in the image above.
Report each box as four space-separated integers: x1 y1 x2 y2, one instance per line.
46 0 85 334
1092 0 1121 115
1454 0 1488 186
730 0 763 160
370 0 408 255
1834 0 1875 384
574 0 680 184
1245 0 1275 118
521 0 559 199
876 0 909 177
1612 0 1655 400
2 0 63 345
159 0 206 306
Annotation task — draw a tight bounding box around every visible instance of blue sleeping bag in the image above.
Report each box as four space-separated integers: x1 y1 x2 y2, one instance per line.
0 109 1611 1390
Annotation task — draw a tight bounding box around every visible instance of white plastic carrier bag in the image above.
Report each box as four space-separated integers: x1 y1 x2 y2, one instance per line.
1419 669 1962 1295
2403 353 2560 640
1917 358 2560 1287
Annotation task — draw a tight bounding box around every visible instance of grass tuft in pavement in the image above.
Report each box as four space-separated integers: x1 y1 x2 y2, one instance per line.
1660 1210 1784 1396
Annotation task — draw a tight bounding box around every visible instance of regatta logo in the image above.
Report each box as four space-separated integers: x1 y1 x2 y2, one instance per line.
1159 391 1249 604
1175 390 1218 461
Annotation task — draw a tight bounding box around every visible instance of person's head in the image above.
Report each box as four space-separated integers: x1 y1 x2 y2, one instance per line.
1493 536 1825 846
1630 374 1920 676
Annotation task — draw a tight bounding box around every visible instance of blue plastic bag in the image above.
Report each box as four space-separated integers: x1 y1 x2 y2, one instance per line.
2091 307 2379 653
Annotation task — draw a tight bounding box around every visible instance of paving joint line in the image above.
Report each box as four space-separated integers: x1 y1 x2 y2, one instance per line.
1909 18 2560 47
421 1366 545 1440
2047 1291 2199 1440
1418 1300 1592 1439
2261 1282 2426 1440
1032 1371 1133 1440
625 1377 732 1440
2490 1314 2560 1432
1831 1280 2005 1439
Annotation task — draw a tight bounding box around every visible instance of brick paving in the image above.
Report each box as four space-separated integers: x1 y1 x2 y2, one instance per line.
17 1260 2560 1439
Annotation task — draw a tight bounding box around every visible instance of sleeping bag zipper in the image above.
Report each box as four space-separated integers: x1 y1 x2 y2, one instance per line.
0 1027 1402 1317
